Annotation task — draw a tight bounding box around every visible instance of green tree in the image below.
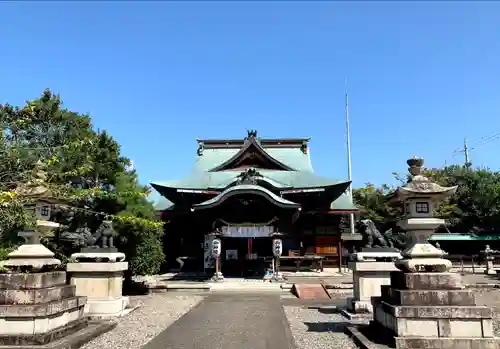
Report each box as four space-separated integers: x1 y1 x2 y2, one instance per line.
352 183 400 226
424 165 500 235
0 89 164 274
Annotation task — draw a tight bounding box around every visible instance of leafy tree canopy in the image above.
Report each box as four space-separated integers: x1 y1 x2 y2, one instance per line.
0 89 164 275
352 164 500 240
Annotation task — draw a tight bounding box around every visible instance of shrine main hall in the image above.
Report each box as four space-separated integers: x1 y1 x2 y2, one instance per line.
152 130 359 276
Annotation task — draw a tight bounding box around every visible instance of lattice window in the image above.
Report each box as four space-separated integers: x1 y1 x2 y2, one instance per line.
415 202 429 214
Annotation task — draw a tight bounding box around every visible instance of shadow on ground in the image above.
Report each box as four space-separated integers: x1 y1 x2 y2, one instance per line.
303 321 349 332
307 306 339 314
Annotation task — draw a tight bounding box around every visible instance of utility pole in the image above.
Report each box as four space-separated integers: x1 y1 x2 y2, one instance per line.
453 138 471 167
345 79 355 235
464 138 470 166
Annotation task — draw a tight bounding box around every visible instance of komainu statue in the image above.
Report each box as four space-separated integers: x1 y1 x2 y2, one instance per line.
94 220 117 248
358 219 393 248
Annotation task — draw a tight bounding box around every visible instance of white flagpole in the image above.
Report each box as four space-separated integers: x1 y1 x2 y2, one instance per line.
345 78 355 235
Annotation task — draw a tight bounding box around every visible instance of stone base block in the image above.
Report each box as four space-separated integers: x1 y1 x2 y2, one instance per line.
395 336 499 349
66 261 128 273
84 296 129 318
353 321 500 349
383 288 476 306
0 319 117 348
340 308 373 320
390 272 464 290
0 317 88 346
0 285 75 305
347 297 373 313
0 271 66 290
0 297 87 336
68 262 127 299
373 302 494 338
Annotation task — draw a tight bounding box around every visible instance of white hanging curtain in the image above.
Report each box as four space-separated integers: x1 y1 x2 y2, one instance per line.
221 225 275 238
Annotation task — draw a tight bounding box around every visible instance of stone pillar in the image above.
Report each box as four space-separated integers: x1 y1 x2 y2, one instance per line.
370 157 499 349
342 251 401 317
67 250 130 319
0 230 89 346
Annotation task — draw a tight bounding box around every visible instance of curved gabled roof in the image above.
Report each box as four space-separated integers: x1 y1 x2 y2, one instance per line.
192 184 300 211
209 136 294 171
193 136 314 173
151 169 350 192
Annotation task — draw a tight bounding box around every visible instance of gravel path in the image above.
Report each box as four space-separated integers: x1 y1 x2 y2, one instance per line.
81 294 204 349
473 288 500 336
284 305 357 349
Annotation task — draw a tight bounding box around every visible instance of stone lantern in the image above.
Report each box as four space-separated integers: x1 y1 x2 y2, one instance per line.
481 244 498 275
0 161 111 346
391 156 457 273
364 156 499 349
2 161 64 270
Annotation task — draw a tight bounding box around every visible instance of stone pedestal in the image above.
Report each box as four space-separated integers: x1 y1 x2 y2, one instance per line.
346 261 399 314
0 271 88 345
0 228 97 347
67 252 130 319
210 271 225 282
485 259 496 275
372 271 498 349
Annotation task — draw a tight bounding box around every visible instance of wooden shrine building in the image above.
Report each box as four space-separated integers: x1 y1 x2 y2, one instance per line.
152 130 360 275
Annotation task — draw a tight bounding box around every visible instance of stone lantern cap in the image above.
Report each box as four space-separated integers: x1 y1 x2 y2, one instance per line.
390 156 457 202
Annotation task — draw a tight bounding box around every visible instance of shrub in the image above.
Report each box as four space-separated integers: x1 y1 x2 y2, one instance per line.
0 246 13 261
128 230 165 275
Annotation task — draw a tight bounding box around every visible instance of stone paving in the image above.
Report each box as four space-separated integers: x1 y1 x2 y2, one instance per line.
86 272 500 349
143 293 296 349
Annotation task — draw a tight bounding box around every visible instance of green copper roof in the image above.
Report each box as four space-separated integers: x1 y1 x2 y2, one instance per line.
193 147 313 172
152 171 238 190
329 192 358 211
194 148 239 172
153 134 358 212
266 148 313 172
154 196 174 211
192 184 300 211
428 234 500 241
260 170 347 188
151 169 349 191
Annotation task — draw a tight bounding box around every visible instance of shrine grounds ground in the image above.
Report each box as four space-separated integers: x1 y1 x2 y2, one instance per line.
80 273 500 349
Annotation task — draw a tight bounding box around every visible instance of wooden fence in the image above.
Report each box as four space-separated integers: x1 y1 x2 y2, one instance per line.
447 254 500 274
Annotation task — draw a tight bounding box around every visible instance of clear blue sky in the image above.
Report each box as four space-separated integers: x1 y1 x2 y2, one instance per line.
1 1 499 200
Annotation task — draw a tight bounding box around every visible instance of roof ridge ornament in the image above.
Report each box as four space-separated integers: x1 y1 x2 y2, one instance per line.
246 129 258 140
197 142 204 156
237 168 262 185
301 141 308 154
